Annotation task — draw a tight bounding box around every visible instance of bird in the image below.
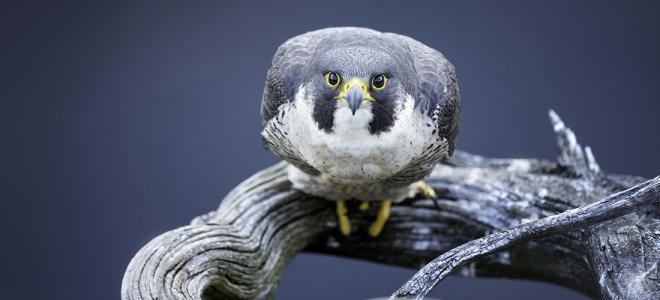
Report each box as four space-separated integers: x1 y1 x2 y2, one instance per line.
260 27 460 237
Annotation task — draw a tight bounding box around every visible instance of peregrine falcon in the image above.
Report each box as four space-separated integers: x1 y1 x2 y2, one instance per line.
261 27 460 237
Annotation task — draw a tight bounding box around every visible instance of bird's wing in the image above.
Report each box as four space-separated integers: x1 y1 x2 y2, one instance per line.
261 29 341 176
386 33 461 154
260 29 321 175
261 32 316 125
382 33 461 186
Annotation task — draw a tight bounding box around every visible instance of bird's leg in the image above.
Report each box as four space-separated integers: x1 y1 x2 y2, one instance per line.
336 200 351 236
359 201 370 211
417 180 436 198
368 199 391 237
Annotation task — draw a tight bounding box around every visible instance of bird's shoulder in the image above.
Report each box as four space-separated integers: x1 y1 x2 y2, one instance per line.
384 32 461 154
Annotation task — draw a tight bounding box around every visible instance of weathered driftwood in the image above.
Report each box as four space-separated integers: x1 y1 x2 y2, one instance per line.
122 111 659 300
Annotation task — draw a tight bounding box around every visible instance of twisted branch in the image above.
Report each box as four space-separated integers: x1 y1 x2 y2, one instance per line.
122 111 659 300
392 175 660 299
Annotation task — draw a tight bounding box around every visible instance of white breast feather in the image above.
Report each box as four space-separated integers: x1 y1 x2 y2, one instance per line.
280 84 434 188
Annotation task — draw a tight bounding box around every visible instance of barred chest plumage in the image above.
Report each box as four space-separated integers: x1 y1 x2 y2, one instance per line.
262 85 448 202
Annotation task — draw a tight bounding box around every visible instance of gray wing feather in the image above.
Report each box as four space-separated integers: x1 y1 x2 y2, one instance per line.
260 33 314 124
385 33 461 154
260 30 321 174
381 33 461 186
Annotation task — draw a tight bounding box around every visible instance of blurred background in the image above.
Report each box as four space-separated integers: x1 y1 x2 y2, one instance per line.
2 1 659 299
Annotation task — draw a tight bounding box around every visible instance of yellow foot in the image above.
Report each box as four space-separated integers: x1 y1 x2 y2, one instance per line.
336 200 351 236
359 201 370 211
417 180 436 199
368 199 391 237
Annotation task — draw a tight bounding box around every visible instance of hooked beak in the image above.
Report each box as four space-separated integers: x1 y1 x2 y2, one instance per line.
346 85 363 115
337 78 373 115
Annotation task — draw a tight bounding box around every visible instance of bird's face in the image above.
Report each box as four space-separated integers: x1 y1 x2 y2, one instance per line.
303 44 416 135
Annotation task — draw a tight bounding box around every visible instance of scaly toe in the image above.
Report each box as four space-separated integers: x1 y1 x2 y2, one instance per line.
336 200 351 236
368 200 391 237
368 221 384 237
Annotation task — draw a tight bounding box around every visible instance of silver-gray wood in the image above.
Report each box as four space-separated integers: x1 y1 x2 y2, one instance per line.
122 111 659 300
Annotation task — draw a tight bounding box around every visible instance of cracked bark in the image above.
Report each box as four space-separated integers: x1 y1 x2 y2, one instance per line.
122 111 659 300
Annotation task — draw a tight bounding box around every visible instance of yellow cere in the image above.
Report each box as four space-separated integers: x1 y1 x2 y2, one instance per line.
336 78 375 102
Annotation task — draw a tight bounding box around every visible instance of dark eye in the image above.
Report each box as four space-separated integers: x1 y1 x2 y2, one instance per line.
325 72 340 88
371 74 388 90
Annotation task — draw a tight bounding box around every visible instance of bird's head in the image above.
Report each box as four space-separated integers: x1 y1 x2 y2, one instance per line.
301 36 417 134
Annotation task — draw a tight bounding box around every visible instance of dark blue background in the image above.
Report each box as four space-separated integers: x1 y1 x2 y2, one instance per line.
2 1 659 299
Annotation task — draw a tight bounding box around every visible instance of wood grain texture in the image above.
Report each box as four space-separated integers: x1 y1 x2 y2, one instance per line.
122 112 659 300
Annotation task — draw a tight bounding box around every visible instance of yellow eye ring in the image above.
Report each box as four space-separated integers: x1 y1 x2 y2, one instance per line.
371 74 388 90
325 72 341 88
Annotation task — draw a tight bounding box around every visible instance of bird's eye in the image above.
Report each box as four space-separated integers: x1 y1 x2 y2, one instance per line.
371 74 388 90
325 72 341 88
